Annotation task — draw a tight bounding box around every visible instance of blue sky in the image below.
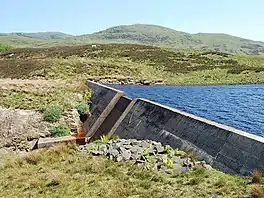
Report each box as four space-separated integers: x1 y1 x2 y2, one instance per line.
1 0 264 41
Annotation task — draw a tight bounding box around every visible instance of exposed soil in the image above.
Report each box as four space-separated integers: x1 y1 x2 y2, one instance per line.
0 79 84 153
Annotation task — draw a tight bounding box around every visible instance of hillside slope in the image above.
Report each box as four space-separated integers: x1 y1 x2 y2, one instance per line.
0 43 264 85
1 24 264 54
85 24 264 55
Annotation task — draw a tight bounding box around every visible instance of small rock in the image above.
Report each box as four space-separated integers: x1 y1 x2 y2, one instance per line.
138 141 149 148
135 159 145 165
39 132 50 138
123 144 132 150
99 144 107 154
116 155 123 162
183 159 194 168
90 150 103 156
172 156 181 164
129 146 138 153
108 140 113 144
121 149 131 161
181 166 190 173
113 142 121 150
204 164 213 170
121 139 132 145
108 147 119 157
136 147 144 155
131 140 141 146
155 144 165 154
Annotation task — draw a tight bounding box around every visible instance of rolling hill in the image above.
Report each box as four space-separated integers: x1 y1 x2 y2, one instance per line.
1 24 264 55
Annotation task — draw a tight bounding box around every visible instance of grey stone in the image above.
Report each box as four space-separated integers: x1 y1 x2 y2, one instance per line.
136 147 144 155
135 159 145 164
172 156 181 164
183 159 194 168
113 142 121 150
166 149 175 158
129 146 138 153
173 164 183 173
204 164 213 170
181 166 190 173
123 144 133 150
138 141 149 148
116 155 123 162
90 150 103 156
108 147 119 157
131 152 139 160
122 139 132 145
121 149 131 161
131 140 141 146
155 144 165 154
99 144 107 154
155 161 163 170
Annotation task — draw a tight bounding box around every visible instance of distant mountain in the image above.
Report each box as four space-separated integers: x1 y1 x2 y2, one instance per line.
6 32 72 40
1 24 264 55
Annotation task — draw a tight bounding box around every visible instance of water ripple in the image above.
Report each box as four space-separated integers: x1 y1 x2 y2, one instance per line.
112 84 264 137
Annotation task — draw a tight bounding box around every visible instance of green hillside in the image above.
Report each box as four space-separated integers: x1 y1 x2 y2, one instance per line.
11 32 72 40
1 24 264 55
1 43 264 85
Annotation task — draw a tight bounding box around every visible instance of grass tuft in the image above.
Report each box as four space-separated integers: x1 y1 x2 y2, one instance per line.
252 169 263 184
76 101 90 116
93 135 119 144
251 184 264 198
50 124 70 137
23 151 42 165
43 105 63 122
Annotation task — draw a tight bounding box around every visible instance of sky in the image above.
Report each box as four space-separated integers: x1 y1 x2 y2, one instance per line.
1 0 264 41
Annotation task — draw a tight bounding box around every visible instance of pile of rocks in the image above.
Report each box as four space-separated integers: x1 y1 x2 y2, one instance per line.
88 77 164 86
77 139 212 174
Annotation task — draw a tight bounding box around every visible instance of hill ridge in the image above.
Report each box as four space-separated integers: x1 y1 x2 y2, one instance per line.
1 24 264 55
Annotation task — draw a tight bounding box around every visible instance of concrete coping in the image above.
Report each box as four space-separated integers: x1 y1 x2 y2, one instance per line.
86 80 125 94
138 98 264 144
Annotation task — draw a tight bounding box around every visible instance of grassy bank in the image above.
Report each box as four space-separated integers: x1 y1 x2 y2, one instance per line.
0 144 263 198
0 79 90 112
0 44 264 85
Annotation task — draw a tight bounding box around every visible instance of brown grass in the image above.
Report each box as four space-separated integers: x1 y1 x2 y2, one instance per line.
0 144 262 198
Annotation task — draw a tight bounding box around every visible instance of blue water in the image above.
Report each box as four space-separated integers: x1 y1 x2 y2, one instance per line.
111 84 264 137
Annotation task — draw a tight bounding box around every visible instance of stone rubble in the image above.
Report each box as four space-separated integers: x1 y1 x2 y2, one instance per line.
88 77 164 86
77 139 212 174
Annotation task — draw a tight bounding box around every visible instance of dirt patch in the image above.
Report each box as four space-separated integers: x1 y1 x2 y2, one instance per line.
0 78 67 90
0 107 81 153
0 108 51 152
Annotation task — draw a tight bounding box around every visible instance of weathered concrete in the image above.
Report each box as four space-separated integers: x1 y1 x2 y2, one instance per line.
85 82 264 175
91 96 132 141
112 99 264 175
84 81 125 137
37 136 85 149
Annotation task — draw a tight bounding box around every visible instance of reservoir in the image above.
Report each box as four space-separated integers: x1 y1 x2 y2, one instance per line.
111 84 264 137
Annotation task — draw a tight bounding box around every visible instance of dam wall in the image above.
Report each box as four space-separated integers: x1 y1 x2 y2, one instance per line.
85 80 264 175
84 81 125 137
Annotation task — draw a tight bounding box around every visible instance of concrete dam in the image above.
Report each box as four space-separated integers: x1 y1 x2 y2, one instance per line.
84 80 264 176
